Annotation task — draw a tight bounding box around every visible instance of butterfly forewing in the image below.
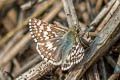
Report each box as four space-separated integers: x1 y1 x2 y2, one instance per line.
29 18 68 43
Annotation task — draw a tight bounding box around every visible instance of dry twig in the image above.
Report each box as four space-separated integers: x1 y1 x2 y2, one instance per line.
61 0 79 28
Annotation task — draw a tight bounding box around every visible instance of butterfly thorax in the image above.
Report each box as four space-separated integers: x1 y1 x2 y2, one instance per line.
63 27 77 40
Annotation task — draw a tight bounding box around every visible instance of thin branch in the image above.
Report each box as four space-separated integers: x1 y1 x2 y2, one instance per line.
96 0 120 32
90 0 116 27
21 0 48 10
61 0 79 28
13 56 41 78
15 61 55 80
61 0 73 28
68 0 79 26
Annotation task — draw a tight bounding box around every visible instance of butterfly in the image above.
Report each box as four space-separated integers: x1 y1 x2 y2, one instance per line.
29 18 86 71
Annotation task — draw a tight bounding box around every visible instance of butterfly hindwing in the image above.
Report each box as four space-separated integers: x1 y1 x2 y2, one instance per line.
36 38 63 65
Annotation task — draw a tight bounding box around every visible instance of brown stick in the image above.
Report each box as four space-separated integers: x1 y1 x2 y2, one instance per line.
13 56 41 78
21 0 48 10
90 0 116 27
61 0 79 28
16 61 55 80
96 0 120 32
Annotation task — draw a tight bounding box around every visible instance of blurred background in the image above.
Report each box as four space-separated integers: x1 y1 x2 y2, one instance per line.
0 0 120 80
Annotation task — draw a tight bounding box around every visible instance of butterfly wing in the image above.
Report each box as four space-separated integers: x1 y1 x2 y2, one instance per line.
29 18 68 43
36 39 64 65
61 38 84 70
29 18 68 65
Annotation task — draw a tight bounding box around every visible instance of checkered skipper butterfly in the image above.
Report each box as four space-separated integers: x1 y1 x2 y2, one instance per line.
29 18 85 70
